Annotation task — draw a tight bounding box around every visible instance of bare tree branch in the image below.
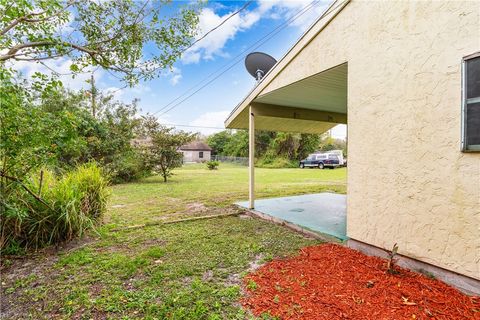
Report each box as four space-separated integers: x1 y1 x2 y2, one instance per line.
0 41 55 61
0 172 55 212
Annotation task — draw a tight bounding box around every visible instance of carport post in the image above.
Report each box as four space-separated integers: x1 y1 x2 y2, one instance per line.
249 105 255 209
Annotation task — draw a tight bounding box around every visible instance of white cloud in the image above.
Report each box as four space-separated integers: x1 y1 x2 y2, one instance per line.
330 124 347 139
168 67 182 86
131 83 151 94
10 58 103 91
188 110 229 135
170 74 182 85
182 8 260 64
182 7 261 64
104 86 124 100
258 0 329 30
181 1 329 64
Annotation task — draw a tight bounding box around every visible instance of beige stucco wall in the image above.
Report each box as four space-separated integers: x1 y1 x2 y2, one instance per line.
181 150 211 163
261 1 480 279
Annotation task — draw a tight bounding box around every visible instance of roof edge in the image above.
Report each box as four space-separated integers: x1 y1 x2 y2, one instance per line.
224 0 351 128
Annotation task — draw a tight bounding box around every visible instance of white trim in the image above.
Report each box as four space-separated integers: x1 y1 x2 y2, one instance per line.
248 106 255 209
462 52 480 152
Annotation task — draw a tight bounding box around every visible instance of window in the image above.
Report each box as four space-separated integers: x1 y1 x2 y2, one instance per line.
328 155 338 160
199 151 204 158
462 53 480 151
316 155 327 160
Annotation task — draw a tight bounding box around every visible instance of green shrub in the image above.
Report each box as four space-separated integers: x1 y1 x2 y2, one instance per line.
0 163 109 254
206 160 219 170
104 151 151 184
256 157 297 168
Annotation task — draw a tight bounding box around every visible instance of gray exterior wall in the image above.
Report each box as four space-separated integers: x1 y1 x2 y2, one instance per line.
181 150 211 163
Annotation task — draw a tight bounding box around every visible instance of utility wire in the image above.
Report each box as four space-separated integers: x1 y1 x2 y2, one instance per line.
151 0 321 116
152 1 320 115
183 1 253 53
153 0 325 117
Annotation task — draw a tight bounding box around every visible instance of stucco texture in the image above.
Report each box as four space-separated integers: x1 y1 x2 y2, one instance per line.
260 1 480 279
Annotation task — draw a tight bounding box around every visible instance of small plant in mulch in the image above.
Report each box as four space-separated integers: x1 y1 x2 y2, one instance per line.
206 160 219 170
386 242 400 275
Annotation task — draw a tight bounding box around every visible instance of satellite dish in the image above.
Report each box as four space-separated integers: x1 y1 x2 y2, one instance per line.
245 52 277 81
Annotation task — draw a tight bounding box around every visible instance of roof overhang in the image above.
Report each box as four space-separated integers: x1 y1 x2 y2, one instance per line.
224 0 350 134
226 63 347 134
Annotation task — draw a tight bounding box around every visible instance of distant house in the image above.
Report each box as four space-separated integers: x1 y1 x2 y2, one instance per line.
179 141 212 163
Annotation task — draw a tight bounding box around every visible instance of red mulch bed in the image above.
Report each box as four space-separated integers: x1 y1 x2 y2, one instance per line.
242 244 479 320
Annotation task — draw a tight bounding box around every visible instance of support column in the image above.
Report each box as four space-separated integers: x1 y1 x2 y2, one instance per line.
248 105 255 209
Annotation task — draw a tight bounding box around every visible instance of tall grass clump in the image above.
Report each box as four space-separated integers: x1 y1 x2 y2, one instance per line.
1 163 109 254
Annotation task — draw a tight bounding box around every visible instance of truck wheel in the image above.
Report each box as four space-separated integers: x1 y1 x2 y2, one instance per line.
300 163 305 168
318 163 324 169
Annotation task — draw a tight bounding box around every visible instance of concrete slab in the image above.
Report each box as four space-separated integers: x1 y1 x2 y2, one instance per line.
237 193 347 240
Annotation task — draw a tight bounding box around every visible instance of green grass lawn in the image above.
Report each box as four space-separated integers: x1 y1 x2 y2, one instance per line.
1 164 346 320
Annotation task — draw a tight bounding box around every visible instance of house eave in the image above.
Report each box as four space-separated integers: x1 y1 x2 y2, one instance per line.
224 0 351 129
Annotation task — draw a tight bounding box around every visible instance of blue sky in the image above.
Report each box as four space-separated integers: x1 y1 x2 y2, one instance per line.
13 0 346 138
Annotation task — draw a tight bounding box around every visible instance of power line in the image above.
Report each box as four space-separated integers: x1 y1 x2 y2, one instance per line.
152 0 328 117
183 1 253 53
151 0 321 116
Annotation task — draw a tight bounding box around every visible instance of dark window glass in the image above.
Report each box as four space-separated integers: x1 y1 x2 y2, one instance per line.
464 56 480 151
466 58 480 99
199 151 204 158
466 102 480 147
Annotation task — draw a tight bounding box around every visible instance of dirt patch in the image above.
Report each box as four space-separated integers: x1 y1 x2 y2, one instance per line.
0 237 94 319
224 254 266 290
89 282 106 296
247 254 265 272
243 244 480 320
225 273 241 287
202 270 214 282
185 202 208 213
141 238 167 247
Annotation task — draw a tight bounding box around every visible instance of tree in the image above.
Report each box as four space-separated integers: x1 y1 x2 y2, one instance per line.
141 117 195 182
206 130 324 162
318 136 347 156
206 130 232 155
297 133 322 159
0 0 200 85
0 69 66 184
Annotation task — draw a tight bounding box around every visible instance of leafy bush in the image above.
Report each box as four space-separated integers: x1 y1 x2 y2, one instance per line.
206 160 219 170
104 151 150 184
0 163 109 254
256 157 297 169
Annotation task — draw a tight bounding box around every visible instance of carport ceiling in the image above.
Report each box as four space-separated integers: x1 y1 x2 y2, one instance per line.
226 63 347 134
253 63 347 114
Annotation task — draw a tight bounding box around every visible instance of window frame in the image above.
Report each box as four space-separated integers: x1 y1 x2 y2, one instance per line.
461 52 480 152
199 151 204 158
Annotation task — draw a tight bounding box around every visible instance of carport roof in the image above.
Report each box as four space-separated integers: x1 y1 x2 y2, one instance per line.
224 0 350 134
226 64 347 134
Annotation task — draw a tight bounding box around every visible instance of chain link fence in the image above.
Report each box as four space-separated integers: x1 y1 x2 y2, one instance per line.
212 155 248 166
